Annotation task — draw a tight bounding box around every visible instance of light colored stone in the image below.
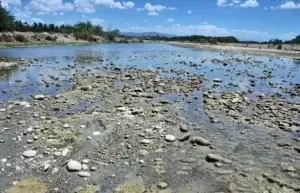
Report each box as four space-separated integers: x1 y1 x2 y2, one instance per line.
90 166 97 171
165 135 176 142
138 150 149 156
62 148 69 156
33 95 46 100
63 124 70 128
157 182 168 190
67 160 82 171
43 161 51 171
140 139 152 144
82 164 89 170
54 152 61 157
27 127 34 133
116 107 127 112
206 154 232 164
1 158 7 163
22 150 37 158
82 159 90 164
78 171 91 177
190 136 211 146
93 131 101 136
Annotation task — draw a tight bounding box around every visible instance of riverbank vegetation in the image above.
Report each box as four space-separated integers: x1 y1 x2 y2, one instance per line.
0 3 120 43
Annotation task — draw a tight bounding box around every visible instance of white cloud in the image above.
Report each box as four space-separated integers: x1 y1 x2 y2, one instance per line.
168 7 177 10
282 32 297 39
74 0 134 13
89 18 105 25
123 23 271 41
148 12 158 16
144 3 166 12
217 0 258 7
25 0 74 15
138 3 176 15
240 0 259 8
122 1 134 9
233 0 240 3
1 0 21 9
187 10 192 14
12 7 32 19
31 17 44 23
217 0 240 7
217 0 227 6
166 18 175 22
279 1 300 9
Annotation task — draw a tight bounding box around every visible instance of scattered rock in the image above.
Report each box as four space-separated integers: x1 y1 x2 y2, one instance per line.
22 150 37 158
178 133 190 141
138 150 149 156
140 139 152 144
33 95 46 100
93 131 101 136
78 171 91 177
67 160 82 171
165 135 176 142
190 136 211 146
157 182 168 190
206 154 232 164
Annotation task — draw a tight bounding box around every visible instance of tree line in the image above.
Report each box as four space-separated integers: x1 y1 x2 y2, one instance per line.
147 35 300 44
0 2 120 41
144 35 239 44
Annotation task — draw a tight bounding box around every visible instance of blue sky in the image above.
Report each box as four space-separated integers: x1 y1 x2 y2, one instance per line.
2 0 300 41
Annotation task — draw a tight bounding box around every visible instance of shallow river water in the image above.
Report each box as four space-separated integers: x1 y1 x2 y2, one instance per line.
1 43 299 101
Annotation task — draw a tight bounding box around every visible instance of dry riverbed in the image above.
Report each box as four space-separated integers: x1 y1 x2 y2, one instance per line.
0 44 299 193
171 42 300 59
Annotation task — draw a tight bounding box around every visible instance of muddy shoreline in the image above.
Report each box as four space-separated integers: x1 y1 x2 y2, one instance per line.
0 44 300 193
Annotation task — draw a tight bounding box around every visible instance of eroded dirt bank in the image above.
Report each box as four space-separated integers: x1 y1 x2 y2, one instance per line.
0 44 300 193
0 32 141 48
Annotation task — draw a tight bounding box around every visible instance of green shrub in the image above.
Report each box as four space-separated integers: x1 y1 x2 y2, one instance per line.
45 35 56 41
277 44 282 50
107 35 115 42
14 34 29 42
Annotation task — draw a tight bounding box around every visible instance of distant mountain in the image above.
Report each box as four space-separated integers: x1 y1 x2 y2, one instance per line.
121 32 176 38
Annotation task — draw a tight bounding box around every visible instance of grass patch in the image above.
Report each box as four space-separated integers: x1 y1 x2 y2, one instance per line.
115 183 143 193
5 178 47 193
54 130 80 145
78 185 98 193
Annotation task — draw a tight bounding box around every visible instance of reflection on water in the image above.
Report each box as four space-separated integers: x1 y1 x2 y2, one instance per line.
0 43 299 101
0 66 18 81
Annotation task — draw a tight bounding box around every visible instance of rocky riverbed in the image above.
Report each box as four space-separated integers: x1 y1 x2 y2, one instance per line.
0 44 299 193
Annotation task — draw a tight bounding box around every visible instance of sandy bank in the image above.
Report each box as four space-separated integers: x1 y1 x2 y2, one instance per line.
0 61 18 68
170 42 300 58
